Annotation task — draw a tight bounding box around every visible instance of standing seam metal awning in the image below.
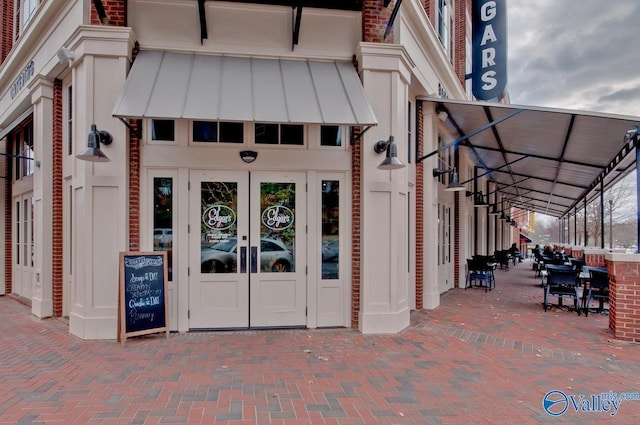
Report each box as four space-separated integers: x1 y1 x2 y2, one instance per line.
112 50 377 126
423 98 640 218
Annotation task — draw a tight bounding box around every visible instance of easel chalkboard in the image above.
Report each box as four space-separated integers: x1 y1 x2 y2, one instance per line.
119 252 169 346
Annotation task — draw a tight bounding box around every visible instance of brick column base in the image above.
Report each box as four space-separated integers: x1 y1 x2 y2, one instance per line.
608 254 640 343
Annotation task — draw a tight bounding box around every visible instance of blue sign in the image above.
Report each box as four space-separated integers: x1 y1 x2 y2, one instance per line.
472 0 507 100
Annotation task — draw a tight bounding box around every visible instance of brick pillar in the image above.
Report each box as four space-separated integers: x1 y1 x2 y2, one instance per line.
415 101 424 309
584 251 606 267
90 0 127 26
52 80 63 317
608 254 640 343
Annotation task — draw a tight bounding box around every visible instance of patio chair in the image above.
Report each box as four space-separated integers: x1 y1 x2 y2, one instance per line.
584 269 609 316
544 267 580 314
494 250 510 271
465 258 495 292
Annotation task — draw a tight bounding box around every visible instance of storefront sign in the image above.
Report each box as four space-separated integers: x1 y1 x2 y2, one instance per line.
10 61 35 100
202 204 236 230
471 0 507 100
262 206 294 231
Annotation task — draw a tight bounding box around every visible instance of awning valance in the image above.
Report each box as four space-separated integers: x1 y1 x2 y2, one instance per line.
112 51 377 126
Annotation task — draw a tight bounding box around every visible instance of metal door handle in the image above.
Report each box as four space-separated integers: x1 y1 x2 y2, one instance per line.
250 246 258 273
240 246 247 273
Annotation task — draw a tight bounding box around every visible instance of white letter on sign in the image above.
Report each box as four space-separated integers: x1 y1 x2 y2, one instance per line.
481 1 497 21
482 48 496 67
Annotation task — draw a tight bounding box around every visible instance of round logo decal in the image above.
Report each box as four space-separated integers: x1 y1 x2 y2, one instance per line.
261 205 294 231
542 390 569 416
202 205 236 230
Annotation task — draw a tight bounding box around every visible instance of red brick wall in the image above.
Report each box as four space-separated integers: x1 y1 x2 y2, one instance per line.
454 0 467 85
351 129 361 329
415 101 424 309
584 253 606 267
609 260 640 343
0 0 14 64
4 145 12 294
52 80 63 316
90 0 126 26
363 0 393 43
128 46 141 251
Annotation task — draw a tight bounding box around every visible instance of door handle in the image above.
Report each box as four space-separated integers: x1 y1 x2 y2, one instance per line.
250 246 258 273
240 246 247 273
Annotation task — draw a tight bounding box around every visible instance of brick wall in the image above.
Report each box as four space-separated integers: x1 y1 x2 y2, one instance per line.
4 146 12 294
453 0 467 85
0 0 14 64
584 253 606 267
415 101 424 309
90 0 126 26
363 0 393 43
52 80 63 316
609 259 640 343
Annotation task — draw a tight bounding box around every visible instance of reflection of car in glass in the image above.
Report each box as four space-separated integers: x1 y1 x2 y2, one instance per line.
154 228 172 246
322 239 339 262
321 239 339 279
201 237 294 273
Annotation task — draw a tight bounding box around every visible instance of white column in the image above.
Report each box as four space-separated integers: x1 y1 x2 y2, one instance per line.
30 77 54 318
67 28 133 339
357 43 413 333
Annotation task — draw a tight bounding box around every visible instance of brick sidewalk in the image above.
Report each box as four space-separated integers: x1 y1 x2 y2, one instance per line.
1 260 639 424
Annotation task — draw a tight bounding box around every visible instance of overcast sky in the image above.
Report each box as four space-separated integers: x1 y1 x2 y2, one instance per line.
507 0 640 117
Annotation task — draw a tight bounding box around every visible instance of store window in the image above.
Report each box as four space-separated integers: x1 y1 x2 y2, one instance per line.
255 124 304 145
153 177 173 280
437 0 454 60
20 0 39 30
151 120 175 141
321 180 339 279
12 120 34 181
192 121 243 143
320 126 342 147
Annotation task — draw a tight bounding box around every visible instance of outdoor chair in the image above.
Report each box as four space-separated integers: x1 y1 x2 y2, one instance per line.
543 267 580 314
494 250 510 271
465 258 495 292
584 269 609 316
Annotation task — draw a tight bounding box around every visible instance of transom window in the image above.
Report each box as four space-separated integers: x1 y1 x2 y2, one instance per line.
320 126 343 147
11 119 35 181
255 123 304 145
192 121 243 143
151 120 175 141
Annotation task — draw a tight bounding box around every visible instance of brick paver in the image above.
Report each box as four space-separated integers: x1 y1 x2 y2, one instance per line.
1 259 639 424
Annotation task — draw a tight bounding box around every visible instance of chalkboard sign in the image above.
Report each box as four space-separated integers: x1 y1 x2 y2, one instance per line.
119 252 169 345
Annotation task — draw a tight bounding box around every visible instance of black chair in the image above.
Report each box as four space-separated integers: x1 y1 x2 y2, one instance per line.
570 259 585 272
466 258 495 292
494 250 510 271
544 267 580 314
584 269 609 316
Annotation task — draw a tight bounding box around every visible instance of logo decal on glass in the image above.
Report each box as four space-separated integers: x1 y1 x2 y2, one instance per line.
202 205 236 230
261 206 294 231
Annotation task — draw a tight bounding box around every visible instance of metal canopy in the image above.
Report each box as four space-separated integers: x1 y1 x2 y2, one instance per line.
424 98 640 218
112 51 377 126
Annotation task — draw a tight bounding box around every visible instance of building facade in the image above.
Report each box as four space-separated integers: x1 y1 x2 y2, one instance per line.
0 0 515 339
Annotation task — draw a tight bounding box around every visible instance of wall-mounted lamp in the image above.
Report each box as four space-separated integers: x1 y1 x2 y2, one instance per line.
466 191 489 208
374 135 405 170
488 203 501 215
56 48 74 65
437 110 449 122
77 124 112 162
432 167 465 192
240 150 258 164
624 126 639 144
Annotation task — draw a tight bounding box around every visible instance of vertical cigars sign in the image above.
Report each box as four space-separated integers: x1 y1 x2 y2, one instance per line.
472 0 507 100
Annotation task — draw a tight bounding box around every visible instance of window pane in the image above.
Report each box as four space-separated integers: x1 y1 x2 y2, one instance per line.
255 123 278 144
281 124 304 145
153 178 173 281
151 120 175 141
260 182 295 273
193 121 217 142
321 126 341 147
201 182 238 274
321 180 339 279
219 122 243 143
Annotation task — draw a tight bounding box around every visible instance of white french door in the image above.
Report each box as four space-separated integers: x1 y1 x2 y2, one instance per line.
189 170 306 329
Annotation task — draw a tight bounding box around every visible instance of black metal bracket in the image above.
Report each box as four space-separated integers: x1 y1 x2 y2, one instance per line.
350 125 373 146
383 0 403 40
92 0 110 24
198 0 208 44
292 3 303 50
117 117 142 138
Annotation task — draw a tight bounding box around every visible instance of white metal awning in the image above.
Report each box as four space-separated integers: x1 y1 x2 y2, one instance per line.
112 50 377 126
422 98 640 218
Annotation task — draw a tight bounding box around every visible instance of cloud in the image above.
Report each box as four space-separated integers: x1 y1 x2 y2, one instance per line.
507 0 640 116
